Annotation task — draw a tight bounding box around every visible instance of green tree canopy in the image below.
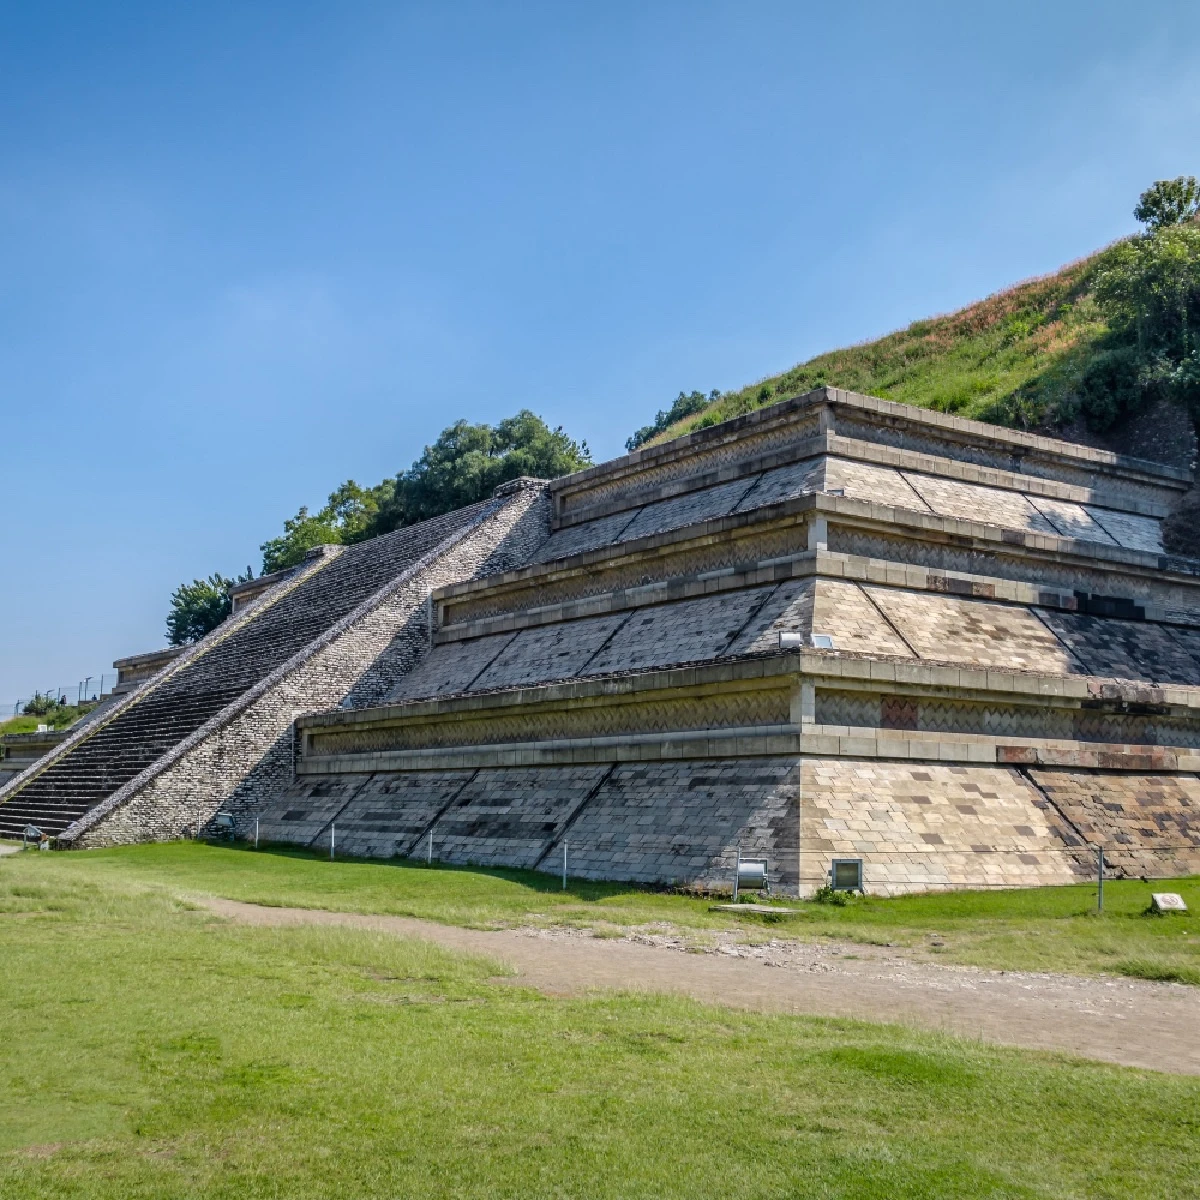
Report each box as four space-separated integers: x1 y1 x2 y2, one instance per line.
1092 221 1200 419
259 480 395 573
165 570 253 646
256 410 589 573
1134 177 1200 232
376 410 590 531
626 390 720 451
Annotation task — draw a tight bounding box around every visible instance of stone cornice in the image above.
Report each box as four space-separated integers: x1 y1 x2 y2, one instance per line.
549 388 1189 518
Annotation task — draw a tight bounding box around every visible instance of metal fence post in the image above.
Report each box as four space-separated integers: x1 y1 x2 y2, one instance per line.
254 817 259 851
1097 846 1104 913
562 841 568 890
330 823 336 861
427 829 433 865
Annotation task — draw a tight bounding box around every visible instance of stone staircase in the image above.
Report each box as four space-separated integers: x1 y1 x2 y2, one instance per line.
0 500 509 841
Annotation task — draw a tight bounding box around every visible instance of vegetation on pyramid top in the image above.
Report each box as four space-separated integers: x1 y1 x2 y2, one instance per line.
631 176 1200 450
166 411 590 645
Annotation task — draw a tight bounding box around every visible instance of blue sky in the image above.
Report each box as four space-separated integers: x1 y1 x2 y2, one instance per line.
3 1 1200 705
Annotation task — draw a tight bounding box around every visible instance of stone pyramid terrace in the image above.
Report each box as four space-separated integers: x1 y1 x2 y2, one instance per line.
7 388 1200 894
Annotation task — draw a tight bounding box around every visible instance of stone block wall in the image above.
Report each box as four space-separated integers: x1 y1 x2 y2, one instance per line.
798 759 1085 895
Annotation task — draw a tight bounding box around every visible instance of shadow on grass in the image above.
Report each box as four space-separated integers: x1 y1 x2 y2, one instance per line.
206 838 661 905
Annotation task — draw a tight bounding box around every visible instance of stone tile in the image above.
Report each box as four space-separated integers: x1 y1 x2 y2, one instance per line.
728 579 912 657
1027 496 1117 544
585 587 776 674
1027 768 1200 877
389 632 517 700
734 457 825 511
901 472 1059 536
433 765 612 869
620 477 759 542
825 458 932 511
330 770 477 858
865 588 1077 673
1037 610 1200 686
474 613 631 689
1086 507 1163 554
566 758 799 889
800 759 1082 895
531 510 641 565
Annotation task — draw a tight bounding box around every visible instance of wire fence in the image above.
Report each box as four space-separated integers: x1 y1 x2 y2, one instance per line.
2 673 117 719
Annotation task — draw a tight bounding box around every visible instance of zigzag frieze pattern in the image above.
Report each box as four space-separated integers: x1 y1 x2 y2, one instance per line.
815 690 1200 748
453 524 811 624
557 416 821 516
833 413 1171 508
828 528 1192 605
308 685 791 757
541 457 1163 582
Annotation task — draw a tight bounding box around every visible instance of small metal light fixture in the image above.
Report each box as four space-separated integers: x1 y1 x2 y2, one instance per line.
830 858 863 892
778 632 836 650
732 847 770 900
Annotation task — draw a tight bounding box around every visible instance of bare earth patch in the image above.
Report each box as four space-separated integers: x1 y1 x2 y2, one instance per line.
201 896 1200 1075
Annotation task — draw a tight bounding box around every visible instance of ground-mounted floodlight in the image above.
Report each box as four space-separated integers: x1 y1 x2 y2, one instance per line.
830 858 863 892
22 824 48 851
778 632 836 650
732 847 770 900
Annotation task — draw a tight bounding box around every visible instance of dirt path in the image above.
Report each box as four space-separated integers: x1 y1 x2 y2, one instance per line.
201 897 1200 1075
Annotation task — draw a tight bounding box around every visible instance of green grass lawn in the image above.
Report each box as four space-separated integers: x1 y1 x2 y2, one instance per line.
12 841 1200 986
2 848 1199 1199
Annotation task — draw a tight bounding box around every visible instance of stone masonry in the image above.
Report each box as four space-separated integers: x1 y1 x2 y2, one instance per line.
10 387 1200 896
264 389 1200 894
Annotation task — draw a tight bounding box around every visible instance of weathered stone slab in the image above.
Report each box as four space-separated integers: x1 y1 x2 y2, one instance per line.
388 631 517 701
427 765 611 868
1026 768 1200 879
1037 610 1200 686
474 613 630 690
865 588 1077 673
317 769 477 859
799 759 1083 895
563 758 799 890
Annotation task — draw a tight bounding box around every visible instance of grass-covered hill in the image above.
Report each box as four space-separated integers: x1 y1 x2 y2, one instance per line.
644 252 1130 451
635 195 1200 457
638 252 1108 446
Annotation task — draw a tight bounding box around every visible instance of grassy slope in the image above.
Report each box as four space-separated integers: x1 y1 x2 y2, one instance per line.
25 842 1200 984
0 703 96 737
3 849 1200 1199
651 249 1118 444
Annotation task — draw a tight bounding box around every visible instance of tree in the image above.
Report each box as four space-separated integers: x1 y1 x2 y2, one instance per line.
1134 177 1200 232
626 390 720 451
1084 222 1200 425
166 569 253 646
259 480 396 573
373 410 591 532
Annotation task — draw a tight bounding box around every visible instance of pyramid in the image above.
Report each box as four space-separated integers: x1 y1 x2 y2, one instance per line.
10 388 1200 895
